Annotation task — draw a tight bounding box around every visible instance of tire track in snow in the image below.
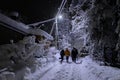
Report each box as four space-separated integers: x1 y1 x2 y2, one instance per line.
38 65 55 79
39 62 82 80
39 62 66 80
71 63 82 80
52 63 73 80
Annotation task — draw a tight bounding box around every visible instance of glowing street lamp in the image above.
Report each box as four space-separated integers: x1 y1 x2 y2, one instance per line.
58 14 63 20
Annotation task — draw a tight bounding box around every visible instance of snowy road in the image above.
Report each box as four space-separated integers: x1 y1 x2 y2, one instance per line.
39 61 82 80
26 56 120 80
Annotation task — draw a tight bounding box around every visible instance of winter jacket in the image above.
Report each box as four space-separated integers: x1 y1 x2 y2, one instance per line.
60 50 64 56
64 49 70 56
71 48 78 58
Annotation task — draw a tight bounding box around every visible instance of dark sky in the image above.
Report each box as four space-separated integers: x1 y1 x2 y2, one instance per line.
0 0 67 24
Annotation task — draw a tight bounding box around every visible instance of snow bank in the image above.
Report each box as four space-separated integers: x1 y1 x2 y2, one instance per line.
80 56 120 80
0 35 56 80
0 71 15 80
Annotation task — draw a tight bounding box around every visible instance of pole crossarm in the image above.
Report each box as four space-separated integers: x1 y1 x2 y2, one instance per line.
27 18 55 26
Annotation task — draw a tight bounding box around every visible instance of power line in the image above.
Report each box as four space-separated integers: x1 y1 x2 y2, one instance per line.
56 0 66 16
57 0 67 16
50 0 67 35
27 0 67 27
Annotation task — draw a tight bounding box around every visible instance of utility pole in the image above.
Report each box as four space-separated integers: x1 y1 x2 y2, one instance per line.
55 17 58 49
54 0 67 49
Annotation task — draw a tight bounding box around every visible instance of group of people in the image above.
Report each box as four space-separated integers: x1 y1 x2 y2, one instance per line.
59 47 78 63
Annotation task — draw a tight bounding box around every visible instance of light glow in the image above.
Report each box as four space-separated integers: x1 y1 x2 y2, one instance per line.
58 15 63 19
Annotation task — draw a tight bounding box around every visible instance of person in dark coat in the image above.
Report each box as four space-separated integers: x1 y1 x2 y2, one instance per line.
71 47 78 63
60 49 65 63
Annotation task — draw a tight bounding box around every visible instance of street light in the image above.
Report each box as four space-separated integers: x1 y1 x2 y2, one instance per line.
58 14 63 20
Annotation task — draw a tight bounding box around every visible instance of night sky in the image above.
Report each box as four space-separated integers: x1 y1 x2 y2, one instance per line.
0 0 65 24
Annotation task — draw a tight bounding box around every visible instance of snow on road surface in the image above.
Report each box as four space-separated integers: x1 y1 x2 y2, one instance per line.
26 56 120 80
39 62 81 80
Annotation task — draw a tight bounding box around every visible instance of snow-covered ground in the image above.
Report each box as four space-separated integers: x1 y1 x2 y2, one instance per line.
0 35 120 80
25 55 120 80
